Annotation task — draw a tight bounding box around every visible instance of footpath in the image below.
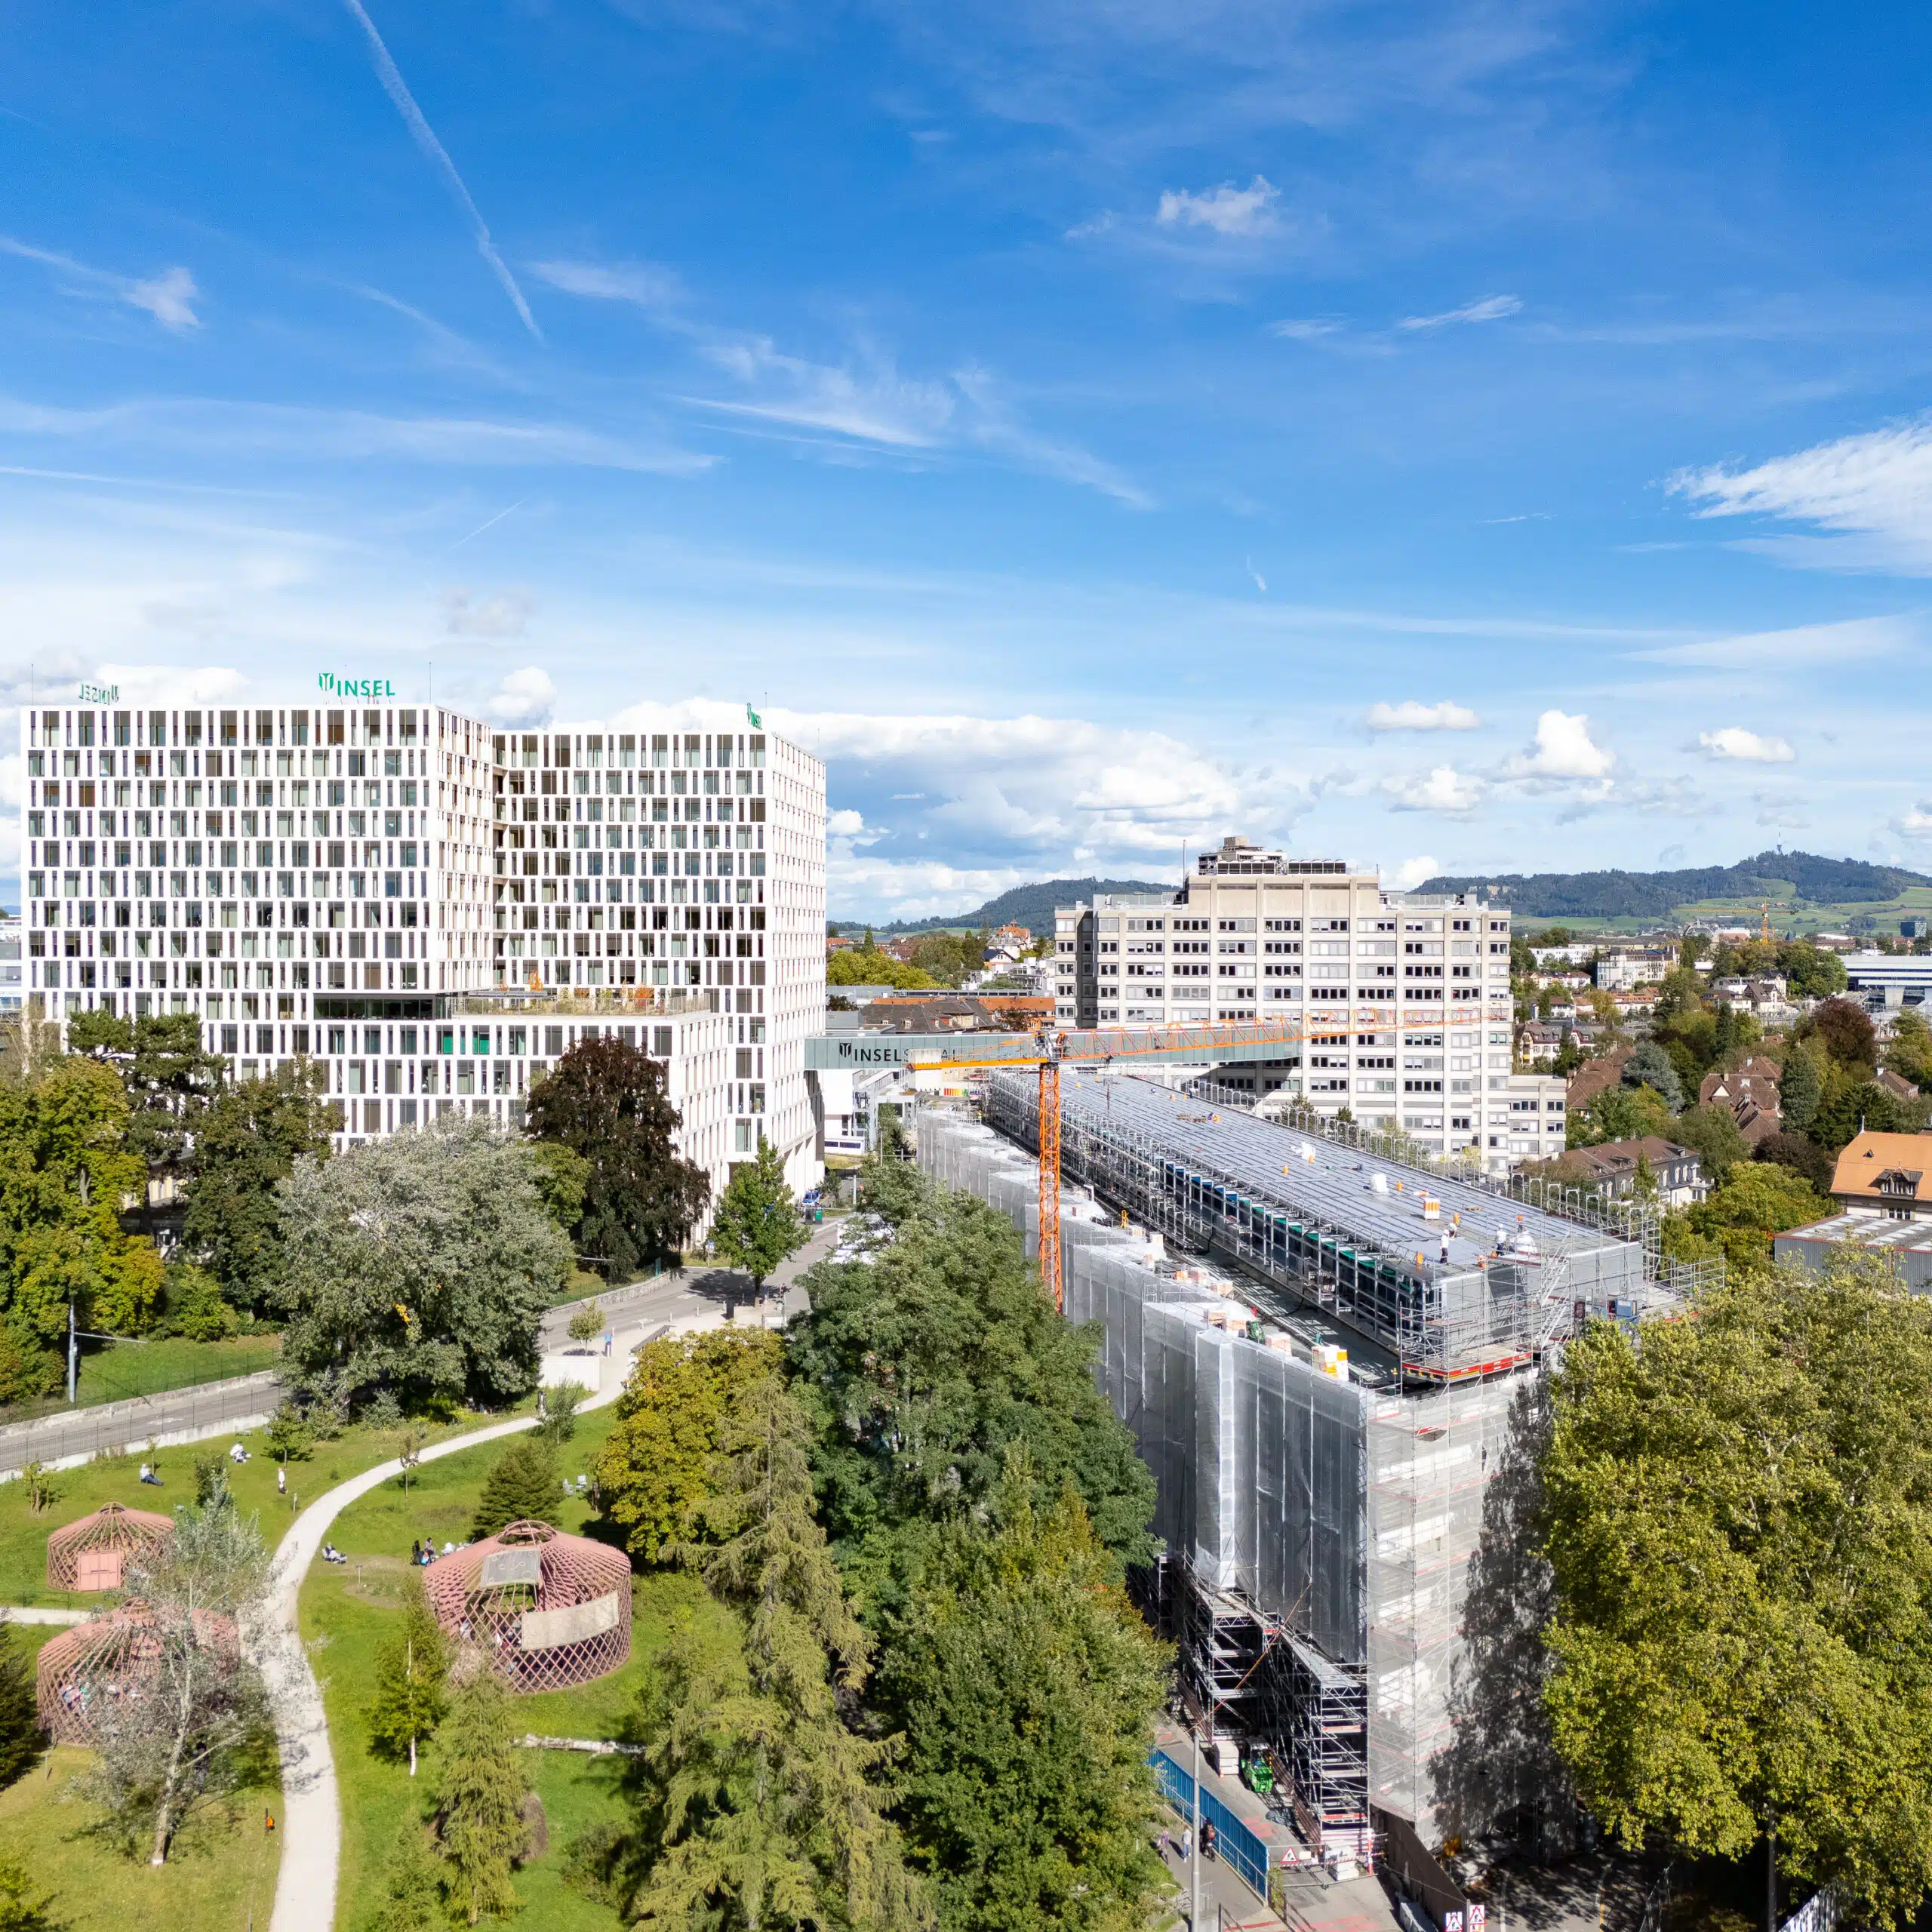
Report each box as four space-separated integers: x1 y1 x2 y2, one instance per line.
254 1220 843 1932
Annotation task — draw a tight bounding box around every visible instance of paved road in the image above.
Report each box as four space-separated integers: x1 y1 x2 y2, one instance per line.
254 1216 846 1932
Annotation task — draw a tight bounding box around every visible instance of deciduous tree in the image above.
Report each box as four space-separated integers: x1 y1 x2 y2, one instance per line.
526 1038 710 1279
1683 1164 1830 1273
1543 1259 1932 1923
709 1139 808 1307
181 1060 336 1315
592 1329 782 1563
275 1117 568 1410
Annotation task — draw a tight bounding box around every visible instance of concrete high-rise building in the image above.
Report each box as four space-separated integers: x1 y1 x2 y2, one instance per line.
20 691 826 1205
1054 837 1561 1169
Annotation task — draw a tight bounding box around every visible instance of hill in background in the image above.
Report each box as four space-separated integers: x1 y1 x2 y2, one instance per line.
832 876 1174 937
1419 850 1932 920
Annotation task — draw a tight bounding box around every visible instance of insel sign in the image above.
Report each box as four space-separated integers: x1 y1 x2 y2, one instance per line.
317 673 399 699
78 682 120 705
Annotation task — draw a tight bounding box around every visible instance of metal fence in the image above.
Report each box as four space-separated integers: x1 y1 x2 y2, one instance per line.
1149 1749 1271 1901
0 1371 282 1478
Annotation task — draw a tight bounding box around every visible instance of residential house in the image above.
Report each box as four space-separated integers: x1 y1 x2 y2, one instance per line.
1830 1129 1932 1220
1516 1021 1566 1066
1564 1136 1706 1205
1877 1068 1922 1105
1697 1056 1783 1148
1567 1044 1634 1113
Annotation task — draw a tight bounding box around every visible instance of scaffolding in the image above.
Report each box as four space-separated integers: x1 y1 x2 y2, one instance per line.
915 1103 1643 1847
986 1069 1645 1384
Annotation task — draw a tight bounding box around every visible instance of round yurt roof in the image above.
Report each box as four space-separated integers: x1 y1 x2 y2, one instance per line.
424 1519 629 1620
47 1500 174 1553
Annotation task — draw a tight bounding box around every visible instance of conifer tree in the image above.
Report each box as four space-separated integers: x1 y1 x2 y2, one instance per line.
434 1666 528 1926
470 1436 560 1541
367 1574 452 1777
0 1629 40 1792
630 1371 929 1932
366 1816 446 1932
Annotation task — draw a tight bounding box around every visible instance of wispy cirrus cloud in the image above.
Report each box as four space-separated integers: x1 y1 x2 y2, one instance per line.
0 235 202 332
340 0 541 340
1631 614 1918 668
1398 294 1521 331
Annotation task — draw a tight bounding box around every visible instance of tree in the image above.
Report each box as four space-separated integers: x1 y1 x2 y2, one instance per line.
881 1452 1170 1932
1542 1258 1932 1923
1621 1041 1683 1112
1752 1131 1835 1195
1567 1083 1673 1152
0 1629 40 1792
786 1158 1158 1615
828 949 940 991
593 1329 783 1564
368 1573 451 1777
367 1817 447 1932
1811 1072 1911 1151
526 1038 711 1280
628 1370 928 1932
435 1666 529 1925
1885 1008 1932 1091
1779 1041 1824 1133
266 1399 313 1464
534 1378 584 1450
528 1141 591 1241
1684 1163 1830 1274
1669 1103 1749 1187
0 1057 165 1388
1779 940 1847 1000
0 1860 60 1932
65 1008 225 1231
471 1436 561 1540
82 1474 270 1864
181 1060 336 1315
1649 968 1706 1029
1800 996 1876 1072
709 1140 808 1309
275 1116 570 1411
566 1301 603 1345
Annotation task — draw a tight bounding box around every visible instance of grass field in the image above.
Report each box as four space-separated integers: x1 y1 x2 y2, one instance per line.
0 1331 287 1429
0 1406 527 1610
300 1403 728 1932
1521 882 1932 940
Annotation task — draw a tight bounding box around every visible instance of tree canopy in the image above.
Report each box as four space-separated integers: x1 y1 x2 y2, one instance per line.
275 1116 569 1410
786 1161 1158 1614
1543 1259 1932 1922
526 1037 710 1279
708 1140 808 1299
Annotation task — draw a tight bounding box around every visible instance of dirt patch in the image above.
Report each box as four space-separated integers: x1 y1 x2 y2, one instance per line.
333 1552 414 1609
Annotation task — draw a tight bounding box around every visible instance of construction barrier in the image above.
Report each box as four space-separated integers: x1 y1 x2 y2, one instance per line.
1150 1749 1271 1901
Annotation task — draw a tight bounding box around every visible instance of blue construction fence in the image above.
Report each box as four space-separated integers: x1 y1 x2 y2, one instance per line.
1149 1750 1270 1900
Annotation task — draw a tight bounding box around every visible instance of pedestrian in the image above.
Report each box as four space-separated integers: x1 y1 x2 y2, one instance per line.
1201 1820 1217 1863
266 1809 275 1835
1438 1235 1451 1266
1180 1826 1192 1863
277 1465 286 1497
603 1329 612 1358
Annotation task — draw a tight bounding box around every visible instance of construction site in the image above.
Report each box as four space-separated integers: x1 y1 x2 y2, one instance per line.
915 1066 1696 1873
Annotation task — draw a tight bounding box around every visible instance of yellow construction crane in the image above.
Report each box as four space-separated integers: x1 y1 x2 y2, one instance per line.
906 1013 1468 1309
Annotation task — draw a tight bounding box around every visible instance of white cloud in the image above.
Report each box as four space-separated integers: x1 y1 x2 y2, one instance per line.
1754 789 1810 829
529 258 684 311
482 666 554 725
1508 709 1614 783
1155 176 1281 237
1631 614 1916 669
1668 417 1932 569
1266 318 1342 341
599 697 1295 918
1893 804 1932 840
1398 294 1521 332
1380 764 1487 815
1366 699 1481 732
0 235 202 333
97 663 247 706
1386 855 1441 891
444 586 534 638
1699 726 1795 763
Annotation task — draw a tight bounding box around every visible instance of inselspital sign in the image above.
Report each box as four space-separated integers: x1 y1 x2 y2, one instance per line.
78 682 120 705
317 673 399 699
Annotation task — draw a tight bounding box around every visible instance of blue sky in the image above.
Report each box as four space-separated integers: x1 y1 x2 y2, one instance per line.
5 0 1932 917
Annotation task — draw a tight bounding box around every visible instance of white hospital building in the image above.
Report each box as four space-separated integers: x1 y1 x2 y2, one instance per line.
1055 838 1563 1170
21 689 827 1206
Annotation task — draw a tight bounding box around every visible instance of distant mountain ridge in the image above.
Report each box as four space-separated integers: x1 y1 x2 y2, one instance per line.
833 876 1175 937
1418 850 1932 919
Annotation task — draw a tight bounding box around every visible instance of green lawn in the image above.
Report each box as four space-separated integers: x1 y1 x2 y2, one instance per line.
300 1404 729 1932
76 1331 285 1406
0 1622 282 1932
0 1407 525 1610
